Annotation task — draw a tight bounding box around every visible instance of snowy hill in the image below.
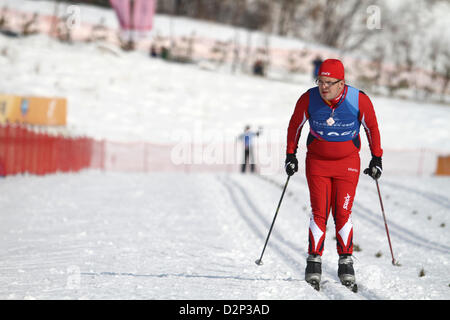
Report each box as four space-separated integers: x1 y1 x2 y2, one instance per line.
0 0 449 301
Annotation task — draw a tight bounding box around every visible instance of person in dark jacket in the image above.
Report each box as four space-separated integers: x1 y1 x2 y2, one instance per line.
238 125 262 173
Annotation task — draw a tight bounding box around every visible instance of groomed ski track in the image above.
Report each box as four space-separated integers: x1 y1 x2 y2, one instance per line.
0 171 448 300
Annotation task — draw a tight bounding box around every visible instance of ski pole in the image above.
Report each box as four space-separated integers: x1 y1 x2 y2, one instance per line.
375 179 400 266
255 174 291 266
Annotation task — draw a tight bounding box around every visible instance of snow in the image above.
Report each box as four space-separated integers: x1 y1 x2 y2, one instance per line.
0 1 449 300
1 172 449 300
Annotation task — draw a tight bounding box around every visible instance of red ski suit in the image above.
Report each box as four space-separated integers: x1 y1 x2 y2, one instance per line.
287 85 382 256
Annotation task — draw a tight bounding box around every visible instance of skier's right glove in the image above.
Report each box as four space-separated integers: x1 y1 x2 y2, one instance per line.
285 153 298 176
364 155 382 180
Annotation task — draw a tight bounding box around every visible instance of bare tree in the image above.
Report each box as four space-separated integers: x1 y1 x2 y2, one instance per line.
440 54 450 102
313 0 379 50
274 0 304 36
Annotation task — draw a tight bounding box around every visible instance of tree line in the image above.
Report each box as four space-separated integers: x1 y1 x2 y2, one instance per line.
43 0 450 102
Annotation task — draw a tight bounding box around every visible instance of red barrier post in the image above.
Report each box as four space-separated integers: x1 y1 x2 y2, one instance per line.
9 124 16 175
2 125 9 175
43 131 49 174
23 126 31 174
35 129 42 175
18 126 26 174
31 129 39 175
56 134 61 173
0 125 7 176
49 134 56 173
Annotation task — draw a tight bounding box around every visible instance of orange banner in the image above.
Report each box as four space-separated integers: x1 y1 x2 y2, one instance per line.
0 94 67 126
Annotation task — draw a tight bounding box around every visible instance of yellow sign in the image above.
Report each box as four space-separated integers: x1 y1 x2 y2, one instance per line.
0 94 21 124
0 94 67 126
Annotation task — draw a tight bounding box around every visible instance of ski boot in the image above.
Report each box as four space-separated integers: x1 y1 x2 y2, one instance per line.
338 254 358 293
305 254 321 291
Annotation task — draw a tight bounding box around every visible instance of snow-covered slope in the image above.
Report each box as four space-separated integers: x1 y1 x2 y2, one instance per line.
1 32 449 150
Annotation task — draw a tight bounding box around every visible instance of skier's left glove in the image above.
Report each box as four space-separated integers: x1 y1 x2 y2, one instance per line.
364 155 382 180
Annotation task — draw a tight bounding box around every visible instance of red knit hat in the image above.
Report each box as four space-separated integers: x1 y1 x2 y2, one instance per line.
318 59 345 80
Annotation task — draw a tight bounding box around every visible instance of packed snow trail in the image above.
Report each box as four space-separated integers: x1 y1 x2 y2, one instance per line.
0 171 317 299
221 174 382 300
1 171 448 300
254 173 450 299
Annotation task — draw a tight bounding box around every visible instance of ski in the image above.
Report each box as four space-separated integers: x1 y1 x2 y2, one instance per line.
307 280 320 291
342 281 358 293
307 279 357 293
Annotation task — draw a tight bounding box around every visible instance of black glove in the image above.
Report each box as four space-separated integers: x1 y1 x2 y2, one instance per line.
285 153 298 176
364 156 382 180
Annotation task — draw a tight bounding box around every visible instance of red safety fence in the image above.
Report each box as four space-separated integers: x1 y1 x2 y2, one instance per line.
0 124 105 176
0 124 445 177
102 140 241 173
102 140 445 177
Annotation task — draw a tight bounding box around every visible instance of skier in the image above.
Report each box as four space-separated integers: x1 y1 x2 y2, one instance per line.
238 125 262 173
285 58 383 291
